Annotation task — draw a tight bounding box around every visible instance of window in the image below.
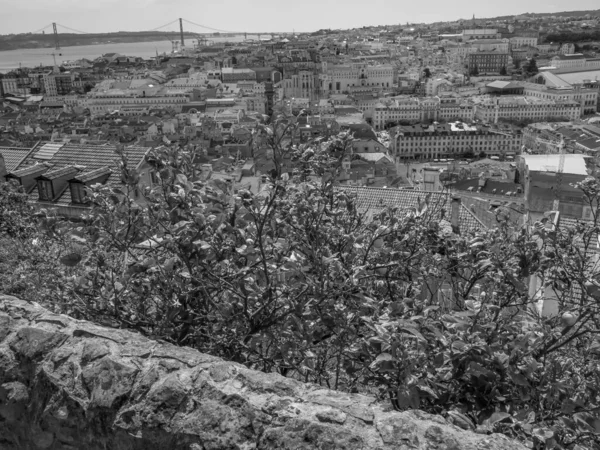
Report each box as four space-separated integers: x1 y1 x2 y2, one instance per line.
38 180 53 201
70 183 87 204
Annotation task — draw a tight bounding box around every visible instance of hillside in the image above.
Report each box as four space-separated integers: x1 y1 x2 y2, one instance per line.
490 9 600 20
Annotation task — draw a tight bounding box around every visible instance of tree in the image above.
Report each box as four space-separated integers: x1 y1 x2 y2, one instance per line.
525 58 538 75
470 65 479 76
499 66 507 76
2 142 600 448
423 67 432 79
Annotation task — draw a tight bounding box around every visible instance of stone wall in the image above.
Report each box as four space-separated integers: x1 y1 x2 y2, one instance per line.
0 295 526 450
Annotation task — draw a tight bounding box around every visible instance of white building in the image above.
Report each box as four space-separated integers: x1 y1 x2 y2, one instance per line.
244 96 266 115
559 43 576 55
86 80 189 117
462 29 500 40
373 96 474 130
391 122 522 160
509 36 538 48
469 39 510 53
424 78 454 97
320 62 394 95
522 82 598 116
550 54 587 70
472 96 580 124
280 70 317 100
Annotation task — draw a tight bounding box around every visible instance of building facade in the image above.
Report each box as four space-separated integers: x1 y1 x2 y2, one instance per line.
468 52 509 74
86 91 189 117
550 54 587 70
472 96 580 123
280 70 318 100
373 96 474 130
390 122 522 161
523 82 598 116
509 36 538 48
320 62 394 96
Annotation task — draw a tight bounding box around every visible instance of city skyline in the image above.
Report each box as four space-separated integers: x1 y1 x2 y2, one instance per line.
2 0 600 35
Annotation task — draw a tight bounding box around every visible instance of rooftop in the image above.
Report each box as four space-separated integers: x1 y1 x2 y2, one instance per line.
521 154 590 175
336 186 485 232
0 146 37 172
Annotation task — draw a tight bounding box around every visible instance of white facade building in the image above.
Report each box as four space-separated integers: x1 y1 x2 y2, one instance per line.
391 122 522 160
320 62 394 95
509 36 538 48
373 96 475 130
472 96 580 123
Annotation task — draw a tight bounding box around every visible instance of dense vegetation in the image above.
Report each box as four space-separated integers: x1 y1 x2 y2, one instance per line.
544 30 600 45
1 125 600 449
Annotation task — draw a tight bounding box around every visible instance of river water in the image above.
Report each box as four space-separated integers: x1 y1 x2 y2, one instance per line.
0 36 254 73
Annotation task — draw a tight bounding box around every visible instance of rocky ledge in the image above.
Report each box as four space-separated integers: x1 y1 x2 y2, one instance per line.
0 295 526 450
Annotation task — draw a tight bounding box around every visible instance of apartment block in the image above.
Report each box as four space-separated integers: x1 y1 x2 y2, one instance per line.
468 52 509 74
373 96 474 130
319 62 394 95
390 122 522 161
472 96 581 123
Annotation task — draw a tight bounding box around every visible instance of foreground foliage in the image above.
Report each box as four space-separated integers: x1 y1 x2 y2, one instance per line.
1 134 599 449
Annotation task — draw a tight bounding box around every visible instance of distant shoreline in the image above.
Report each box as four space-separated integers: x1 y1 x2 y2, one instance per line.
0 33 225 52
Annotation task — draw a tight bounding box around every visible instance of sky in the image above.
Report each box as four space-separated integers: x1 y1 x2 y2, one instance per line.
2 0 600 35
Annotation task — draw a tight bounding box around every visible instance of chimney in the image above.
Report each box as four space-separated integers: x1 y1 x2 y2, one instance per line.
0 154 6 181
451 196 461 234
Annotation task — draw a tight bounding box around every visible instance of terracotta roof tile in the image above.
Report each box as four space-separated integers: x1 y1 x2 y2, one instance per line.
0 146 37 172
38 165 80 181
9 163 48 178
73 166 112 184
337 186 486 232
18 142 151 209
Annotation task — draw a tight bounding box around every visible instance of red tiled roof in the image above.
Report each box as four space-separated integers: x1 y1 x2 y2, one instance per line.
9 163 48 178
38 165 80 181
73 166 112 184
0 146 37 172
17 143 151 209
337 186 486 232
20 143 149 173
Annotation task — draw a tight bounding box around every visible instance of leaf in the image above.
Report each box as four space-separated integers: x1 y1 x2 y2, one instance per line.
60 253 82 267
509 372 530 387
193 240 212 250
485 412 512 426
560 417 577 431
416 384 438 399
70 235 87 244
451 341 467 351
370 352 393 369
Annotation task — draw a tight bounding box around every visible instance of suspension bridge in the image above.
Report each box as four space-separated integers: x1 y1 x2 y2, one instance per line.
30 19 294 51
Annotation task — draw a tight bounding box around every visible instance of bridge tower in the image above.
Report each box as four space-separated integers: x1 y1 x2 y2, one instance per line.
52 23 60 50
179 18 185 47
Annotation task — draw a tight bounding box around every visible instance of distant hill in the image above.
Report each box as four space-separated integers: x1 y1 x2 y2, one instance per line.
495 9 600 20
490 9 600 20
